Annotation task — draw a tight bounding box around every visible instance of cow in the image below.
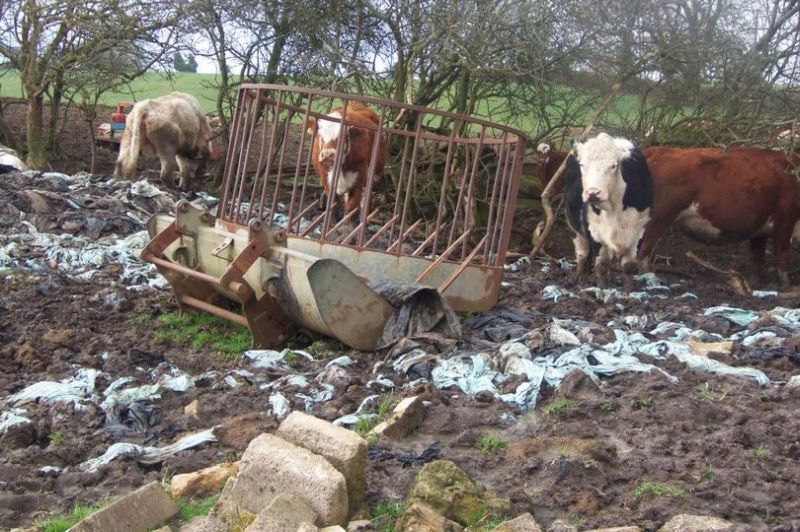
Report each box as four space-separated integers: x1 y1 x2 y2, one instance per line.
536 142 568 195
564 133 654 288
114 92 212 190
637 146 800 286
306 101 386 216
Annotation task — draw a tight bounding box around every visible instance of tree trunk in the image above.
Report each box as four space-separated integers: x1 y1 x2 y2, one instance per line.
86 117 97 174
26 94 47 169
48 82 63 153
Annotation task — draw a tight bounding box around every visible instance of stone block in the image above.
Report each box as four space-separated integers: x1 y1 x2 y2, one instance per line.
246 493 317 531
394 501 463 531
658 514 733 532
493 513 543 532
169 462 238 499
213 433 348 527
371 395 425 441
277 411 368 516
68 481 178 532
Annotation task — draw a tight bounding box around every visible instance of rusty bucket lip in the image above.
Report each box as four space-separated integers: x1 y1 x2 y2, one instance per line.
238 82 530 142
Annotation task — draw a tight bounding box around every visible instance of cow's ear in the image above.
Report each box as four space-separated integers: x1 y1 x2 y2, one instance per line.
305 118 316 134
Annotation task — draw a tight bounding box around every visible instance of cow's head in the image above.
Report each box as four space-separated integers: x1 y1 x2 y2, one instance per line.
573 133 633 206
307 110 363 166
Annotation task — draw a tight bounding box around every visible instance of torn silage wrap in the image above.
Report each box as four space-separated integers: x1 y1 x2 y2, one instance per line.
79 428 217 472
370 279 462 350
8 368 103 410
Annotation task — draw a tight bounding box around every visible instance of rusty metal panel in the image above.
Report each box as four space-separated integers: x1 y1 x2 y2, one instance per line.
143 84 526 349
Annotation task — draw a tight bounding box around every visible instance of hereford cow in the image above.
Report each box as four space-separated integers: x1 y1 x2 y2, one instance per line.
638 146 800 286
565 133 653 287
114 92 211 190
306 101 386 216
536 142 568 195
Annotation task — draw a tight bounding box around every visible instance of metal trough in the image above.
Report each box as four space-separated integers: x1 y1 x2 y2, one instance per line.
142 84 526 350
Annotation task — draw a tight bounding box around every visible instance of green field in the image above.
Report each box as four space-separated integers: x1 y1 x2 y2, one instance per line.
0 71 223 113
0 70 651 135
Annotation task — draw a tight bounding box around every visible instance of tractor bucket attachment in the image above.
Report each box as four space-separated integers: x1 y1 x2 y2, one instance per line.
141 84 526 351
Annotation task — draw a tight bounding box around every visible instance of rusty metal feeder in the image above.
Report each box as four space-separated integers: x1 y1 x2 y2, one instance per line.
141 84 526 351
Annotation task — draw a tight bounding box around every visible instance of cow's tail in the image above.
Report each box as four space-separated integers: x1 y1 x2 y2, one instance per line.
116 101 148 179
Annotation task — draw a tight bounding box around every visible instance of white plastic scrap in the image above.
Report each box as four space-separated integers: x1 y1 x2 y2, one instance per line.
392 349 433 374
79 429 217 472
752 290 778 298
499 341 532 360
9 368 102 409
739 331 782 349
0 409 30 434
548 323 581 346
129 180 167 198
295 383 334 411
703 306 759 327
504 256 530 272
245 349 286 369
326 356 356 368
541 285 577 302
787 375 800 388
332 394 381 426
634 273 670 290
268 393 291 420
431 354 500 395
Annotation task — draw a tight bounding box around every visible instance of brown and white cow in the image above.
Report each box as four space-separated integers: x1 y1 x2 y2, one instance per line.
114 92 212 190
306 101 386 216
638 146 800 286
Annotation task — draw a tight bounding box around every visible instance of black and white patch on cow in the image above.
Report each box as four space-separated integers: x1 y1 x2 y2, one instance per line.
564 132 653 287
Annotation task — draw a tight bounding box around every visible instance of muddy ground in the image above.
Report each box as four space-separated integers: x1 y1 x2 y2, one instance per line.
2 102 800 531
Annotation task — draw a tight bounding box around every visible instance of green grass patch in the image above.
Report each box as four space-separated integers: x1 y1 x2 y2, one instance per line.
542 398 580 417
153 311 251 358
369 500 406 532
631 395 653 409
49 430 65 446
476 434 508 454
633 480 688 500
754 444 769 460
38 502 106 532
177 495 218 522
354 394 398 437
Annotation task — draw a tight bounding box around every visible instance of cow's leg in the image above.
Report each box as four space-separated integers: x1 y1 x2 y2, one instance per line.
176 154 192 190
636 221 671 271
621 248 639 292
156 143 179 189
773 221 794 287
749 235 767 284
573 233 592 282
594 246 611 288
345 185 363 215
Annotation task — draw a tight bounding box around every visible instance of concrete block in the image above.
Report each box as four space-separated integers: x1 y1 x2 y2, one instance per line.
370 396 425 441
277 411 368 516
68 481 178 532
246 493 317 531
213 433 348 527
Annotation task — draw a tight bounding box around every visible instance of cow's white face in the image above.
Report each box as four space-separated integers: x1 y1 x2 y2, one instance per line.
316 111 350 164
574 133 633 206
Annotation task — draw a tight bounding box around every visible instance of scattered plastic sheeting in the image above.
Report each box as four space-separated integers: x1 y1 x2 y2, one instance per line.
371 279 462 350
334 394 381 426
296 384 334 411
504 256 530 272
740 331 782 349
8 368 102 409
268 393 291 420
431 354 501 395
245 348 313 369
753 290 778 298
79 429 217 472
787 376 800 388
649 322 725 343
499 342 532 360
326 356 356 368
548 323 581 346
368 441 442 467
0 409 30 434
703 306 760 327
542 285 577 302
634 273 670 290
582 287 668 302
